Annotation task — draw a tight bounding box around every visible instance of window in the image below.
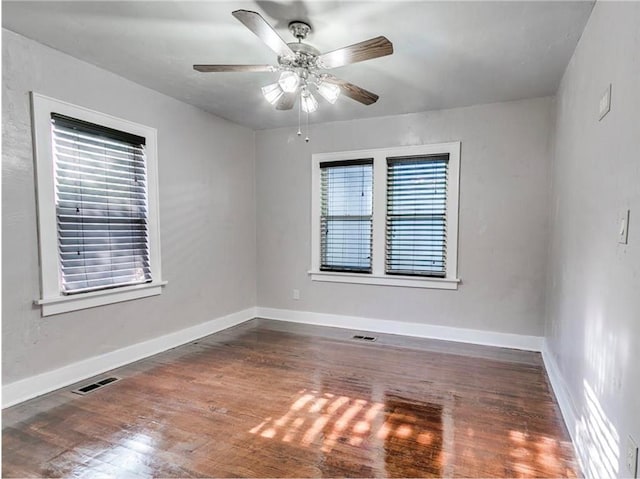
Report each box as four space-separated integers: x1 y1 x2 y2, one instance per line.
32 93 165 316
386 155 448 277
320 160 373 273
52 114 152 293
311 143 460 290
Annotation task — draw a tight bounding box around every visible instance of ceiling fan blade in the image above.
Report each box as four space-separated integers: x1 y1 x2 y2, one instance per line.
323 75 379 105
232 10 294 58
194 64 276 73
317 36 393 69
275 91 297 110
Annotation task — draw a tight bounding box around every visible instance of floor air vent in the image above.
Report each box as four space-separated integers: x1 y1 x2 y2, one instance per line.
72 377 120 395
352 335 377 342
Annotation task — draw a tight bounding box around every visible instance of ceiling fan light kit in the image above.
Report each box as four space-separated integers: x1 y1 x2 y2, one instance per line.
194 10 394 140
278 70 300 92
301 89 319 113
317 82 340 104
261 82 284 105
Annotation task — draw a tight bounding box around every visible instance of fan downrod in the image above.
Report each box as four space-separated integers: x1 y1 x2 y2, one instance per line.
288 21 311 41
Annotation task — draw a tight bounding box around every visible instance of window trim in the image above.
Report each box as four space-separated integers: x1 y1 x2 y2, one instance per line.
310 142 461 290
31 93 165 316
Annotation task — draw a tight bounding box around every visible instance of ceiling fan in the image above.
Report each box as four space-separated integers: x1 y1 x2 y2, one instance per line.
193 10 393 114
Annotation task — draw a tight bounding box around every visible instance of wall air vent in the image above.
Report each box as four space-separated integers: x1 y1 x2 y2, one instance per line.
72 377 121 395
352 334 377 342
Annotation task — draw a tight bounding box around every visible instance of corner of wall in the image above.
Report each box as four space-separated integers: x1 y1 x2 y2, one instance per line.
542 93 558 341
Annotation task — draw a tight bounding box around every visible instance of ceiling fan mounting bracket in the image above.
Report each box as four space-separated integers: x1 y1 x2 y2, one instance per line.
288 21 312 41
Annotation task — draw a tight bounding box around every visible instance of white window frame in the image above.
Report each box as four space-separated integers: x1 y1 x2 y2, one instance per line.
310 142 461 290
31 93 166 316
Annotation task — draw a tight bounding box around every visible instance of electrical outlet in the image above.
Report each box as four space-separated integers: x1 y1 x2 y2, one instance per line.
628 435 639 478
292 289 300 300
599 83 612 120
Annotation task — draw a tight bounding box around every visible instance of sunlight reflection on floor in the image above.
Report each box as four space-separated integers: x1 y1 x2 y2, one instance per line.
249 388 577 478
250 390 395 452
249 388 444 476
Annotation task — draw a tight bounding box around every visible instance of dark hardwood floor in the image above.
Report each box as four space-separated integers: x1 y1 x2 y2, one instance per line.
2 319 579 478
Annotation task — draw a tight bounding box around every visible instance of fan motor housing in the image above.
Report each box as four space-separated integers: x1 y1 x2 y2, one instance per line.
288 42 320 57
279 42 320 69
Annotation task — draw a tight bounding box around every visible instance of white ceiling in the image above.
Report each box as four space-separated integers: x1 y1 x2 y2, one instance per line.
3 1 594 130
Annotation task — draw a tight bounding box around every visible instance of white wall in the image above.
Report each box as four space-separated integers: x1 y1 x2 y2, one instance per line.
544 3 640 478
2 29 257 384
256 97 554 336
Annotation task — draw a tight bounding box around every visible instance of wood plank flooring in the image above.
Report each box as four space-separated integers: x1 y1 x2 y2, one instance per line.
2 319 579 478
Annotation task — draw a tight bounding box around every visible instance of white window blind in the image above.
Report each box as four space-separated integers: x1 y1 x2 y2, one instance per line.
386 155 449 277
52 113 152 294
320 159 373 273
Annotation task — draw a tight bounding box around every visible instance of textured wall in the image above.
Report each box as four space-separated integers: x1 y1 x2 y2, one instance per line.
2 29 257 384
256 97 554 336
545 3 640 477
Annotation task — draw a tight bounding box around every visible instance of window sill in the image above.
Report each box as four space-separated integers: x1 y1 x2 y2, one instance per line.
35 281 168 316
308 271 459 290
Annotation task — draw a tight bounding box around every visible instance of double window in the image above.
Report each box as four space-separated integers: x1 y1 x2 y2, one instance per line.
32 94 164 316
312 143 460 290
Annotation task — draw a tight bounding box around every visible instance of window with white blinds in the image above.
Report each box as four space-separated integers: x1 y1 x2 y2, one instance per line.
311 142 459 290
320 159 373 273
51 113 152 294
386 155 448 277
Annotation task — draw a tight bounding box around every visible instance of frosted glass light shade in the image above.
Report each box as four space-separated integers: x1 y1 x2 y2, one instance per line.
317 82 341 104
278 71 300 93
301 91 318 113
261 83 284 105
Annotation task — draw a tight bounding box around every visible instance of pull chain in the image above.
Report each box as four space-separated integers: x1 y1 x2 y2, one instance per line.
297 97 302 137
305 109 310 143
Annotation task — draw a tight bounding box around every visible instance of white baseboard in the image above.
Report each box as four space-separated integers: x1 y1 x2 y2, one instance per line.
2 307 257 408
256 307 543 351
541 339 578 435
541 338 584 474
2 306 544 409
